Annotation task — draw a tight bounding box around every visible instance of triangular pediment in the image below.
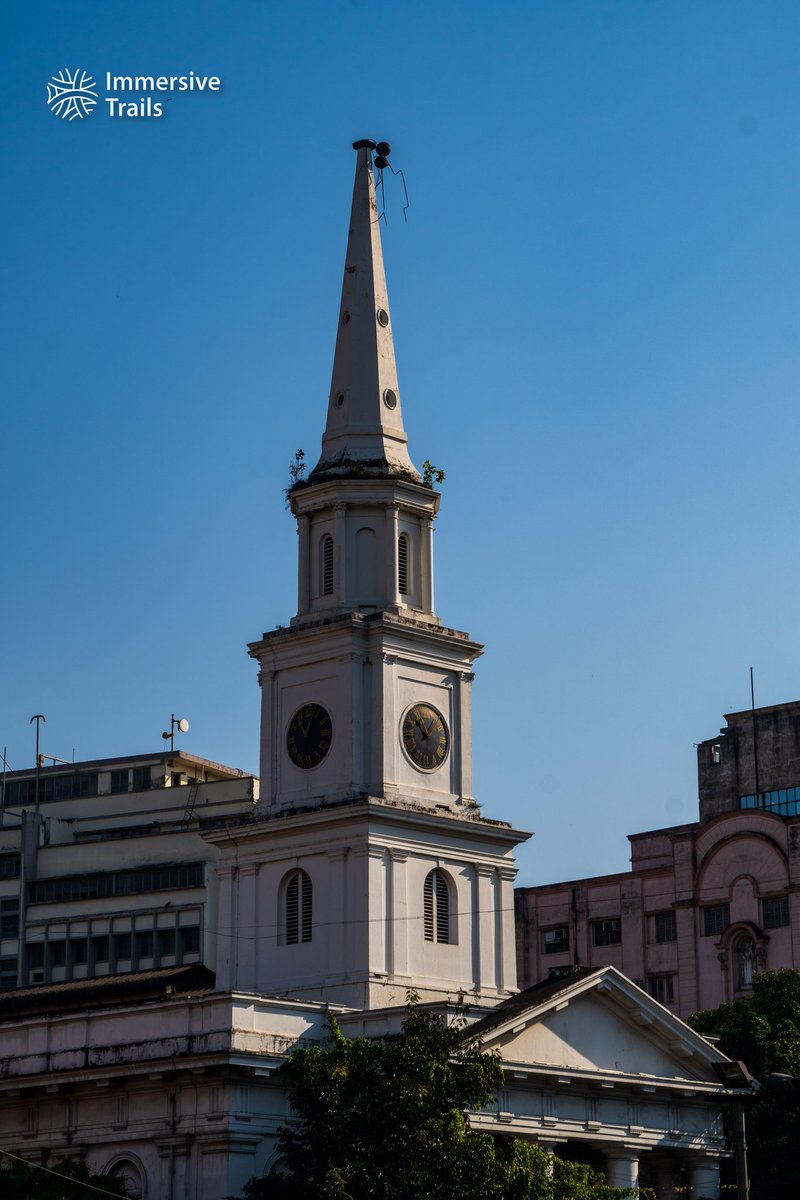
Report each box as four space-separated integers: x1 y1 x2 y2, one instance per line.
472 967 726 1084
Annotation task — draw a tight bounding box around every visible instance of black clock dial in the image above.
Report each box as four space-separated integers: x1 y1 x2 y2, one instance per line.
401 703 449 771
286 704 333 769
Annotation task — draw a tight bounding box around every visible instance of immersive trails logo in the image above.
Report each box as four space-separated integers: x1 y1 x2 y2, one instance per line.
46 69 222 120
46 68 98 119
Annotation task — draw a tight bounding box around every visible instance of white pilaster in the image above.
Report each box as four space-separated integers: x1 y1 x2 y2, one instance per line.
334 503 347 605
297 513 310 614
605 1151 639 1192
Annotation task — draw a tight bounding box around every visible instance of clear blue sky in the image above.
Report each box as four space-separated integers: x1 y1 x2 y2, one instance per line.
2 1 800 886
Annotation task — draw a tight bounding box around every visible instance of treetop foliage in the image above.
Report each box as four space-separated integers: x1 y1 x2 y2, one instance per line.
239 994 638 1200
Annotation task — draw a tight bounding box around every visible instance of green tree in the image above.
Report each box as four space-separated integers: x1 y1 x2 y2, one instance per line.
688 968 800 1200
238 997 637 1200
0 1154 128 1198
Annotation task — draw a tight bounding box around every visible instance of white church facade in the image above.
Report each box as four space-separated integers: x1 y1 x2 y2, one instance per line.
0 142 748 1199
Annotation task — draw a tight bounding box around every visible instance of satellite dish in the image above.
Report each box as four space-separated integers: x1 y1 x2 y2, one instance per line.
178 718 190 734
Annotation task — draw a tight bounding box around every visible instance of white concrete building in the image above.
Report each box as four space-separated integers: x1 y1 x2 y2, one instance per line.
0 142 749 1199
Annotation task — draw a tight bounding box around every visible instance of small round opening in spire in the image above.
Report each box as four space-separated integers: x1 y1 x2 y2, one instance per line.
383 389 397 410
342 312 351 326
377 309 389 328
335 392 345 408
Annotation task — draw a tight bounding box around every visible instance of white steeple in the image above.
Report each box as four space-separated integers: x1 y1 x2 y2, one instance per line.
310 140 418 481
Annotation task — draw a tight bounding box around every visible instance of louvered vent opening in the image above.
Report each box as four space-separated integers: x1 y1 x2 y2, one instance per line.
286 874 299 945
435 871 450 943
423 872 434 941
424 870 451 943
301 874 313 943
398 533 409 595
322 536 334 596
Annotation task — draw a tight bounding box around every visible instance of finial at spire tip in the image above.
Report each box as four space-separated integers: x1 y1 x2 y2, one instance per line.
352 139 376 150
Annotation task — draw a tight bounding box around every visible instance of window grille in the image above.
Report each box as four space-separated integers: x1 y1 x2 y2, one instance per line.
284 870 313 945
398 533 409 595
423 869 452 943
543 926 569 954
647 975 675 1004
322 535 334 596
763 895 789 929
654 911 676 943
591 918 621 947
702 903 730 937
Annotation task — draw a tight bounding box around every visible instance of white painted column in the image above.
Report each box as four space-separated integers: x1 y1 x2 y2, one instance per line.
297 513 310 613
326 849 348 981
386 503 400 607
334 503 347 605
368 847 389 977
476 864 497 993
457 670 475 803
422 515 434 613
350 653 365 792
649 1156 682 1200
236 866 259 991
605 1151 639 1192
389 849 409 980
688 1157 720 1200
497 866 518 992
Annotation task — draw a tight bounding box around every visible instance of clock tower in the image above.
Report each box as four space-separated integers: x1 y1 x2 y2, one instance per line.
214 143 528 1010
249 140 482 818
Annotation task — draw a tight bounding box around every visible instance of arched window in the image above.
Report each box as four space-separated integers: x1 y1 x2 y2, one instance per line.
282 869 313 945
398 533 410 595
107 1159 145 1199
321 535 334 596
424 869 453 944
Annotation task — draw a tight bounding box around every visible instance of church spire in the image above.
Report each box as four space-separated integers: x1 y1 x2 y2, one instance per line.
310 140 419 482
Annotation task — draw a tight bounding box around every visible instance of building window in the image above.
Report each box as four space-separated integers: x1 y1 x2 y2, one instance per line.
398 533 409 595
322 535 334 596
27 944 44 970
711 743 721 764
92 935 109 963
654 911 676 943
157 929 176 958
591 918 621 947
1 898 20 939
282 869 313 945
71 938 88 965
0 957 17 990
423 869 453 944
647 975 675 1004
135 931 154 959
542 926 569 955
178 926 200 957
48 941 66 968
114 933 132 961
28 861 204 904
702 904 730 937
109 768 129 794
763 895 790 929
739 786 800 817
131 766 151 792
0 853 20 878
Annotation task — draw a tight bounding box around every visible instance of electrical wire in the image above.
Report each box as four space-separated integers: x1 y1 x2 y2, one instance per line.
0 1148 126 1198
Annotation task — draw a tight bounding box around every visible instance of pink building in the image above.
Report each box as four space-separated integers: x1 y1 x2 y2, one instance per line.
516 701 800 1016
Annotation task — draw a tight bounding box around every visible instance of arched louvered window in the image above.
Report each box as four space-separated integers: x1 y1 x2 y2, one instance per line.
322 535 334 596
283 869 313 945
423 869 453 944
398 533 409 595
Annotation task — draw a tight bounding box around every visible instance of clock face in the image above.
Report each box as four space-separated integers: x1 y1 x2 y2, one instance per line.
286 703 333 769
401 703 449 771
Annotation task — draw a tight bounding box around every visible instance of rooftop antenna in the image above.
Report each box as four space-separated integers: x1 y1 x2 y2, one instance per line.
162 714 190 753
354 139 410 224
30 714 45 819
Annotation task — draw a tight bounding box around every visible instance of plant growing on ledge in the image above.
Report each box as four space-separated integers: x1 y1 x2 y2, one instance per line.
285 449 307 505
421 459 445 487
